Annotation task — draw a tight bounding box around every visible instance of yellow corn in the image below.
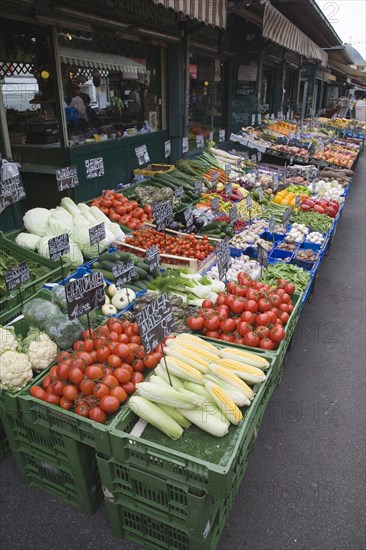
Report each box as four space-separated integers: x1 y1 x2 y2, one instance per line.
220 359 266 384
219 348 269 370
208 364 254 399
167 341 218 363
163 357 205 384
176 333 220 354
164 346 209 373
205 381 243 425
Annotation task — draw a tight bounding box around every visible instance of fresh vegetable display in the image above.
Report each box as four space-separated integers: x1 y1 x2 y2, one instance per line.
91 189 153 230
130 333 269 439
260 264 310 291
133 292 198 333
300 198 339 217
207 254 261 281
28 317 164 423
0 250 50 301
295 249 318 264
291 210 334 233
186 274 296 349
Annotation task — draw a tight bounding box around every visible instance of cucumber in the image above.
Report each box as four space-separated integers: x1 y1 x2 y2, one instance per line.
116 251 135 262
131 280 148 291
136 260 150 271
125 283 144 292
93 261 102 269
200 222 224 232
98 252 120 262
134 266 148 280
100 260 118 272
98 269 114 281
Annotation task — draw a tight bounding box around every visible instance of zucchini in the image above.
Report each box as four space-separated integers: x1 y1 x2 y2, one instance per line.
136 260 150 271
100 260 118 272
116 251 135 262
125 283 144 292
98 252 120 262
199 222 224 232
99 269 114 281
134 266 148 279
131 280 148 291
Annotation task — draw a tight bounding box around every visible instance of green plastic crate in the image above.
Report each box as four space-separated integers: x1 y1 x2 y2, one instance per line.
2 414 102 515
102 435 257 550
201 292 302 379
0 231 71 314
105 363 275 500
0 419 10 464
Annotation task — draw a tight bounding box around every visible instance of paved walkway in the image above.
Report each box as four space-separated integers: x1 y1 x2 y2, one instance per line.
1 152 365 550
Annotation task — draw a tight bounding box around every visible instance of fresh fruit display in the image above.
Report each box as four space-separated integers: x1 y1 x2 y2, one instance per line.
285 184 311 196
186 274 296 349
123 228 215 262
91 189 153 229
273 190 309 207
313 146 356 168
270 144 310 158
28 317 164 423
267 121 296 136
300 198 339 217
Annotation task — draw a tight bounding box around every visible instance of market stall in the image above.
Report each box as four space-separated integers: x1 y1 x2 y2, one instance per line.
0 118 364 548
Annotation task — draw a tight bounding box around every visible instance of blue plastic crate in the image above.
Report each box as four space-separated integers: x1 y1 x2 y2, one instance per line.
293 246 320 272
268 248 294 264
43 266 93 290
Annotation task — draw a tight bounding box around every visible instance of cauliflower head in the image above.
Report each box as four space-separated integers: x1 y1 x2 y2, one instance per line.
27 337 58 370
0 326 18 354
0 351 33 391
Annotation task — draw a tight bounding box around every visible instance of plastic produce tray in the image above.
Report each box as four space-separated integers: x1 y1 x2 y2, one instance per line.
3 414 102 515
0 231 71 314
105 360 276 501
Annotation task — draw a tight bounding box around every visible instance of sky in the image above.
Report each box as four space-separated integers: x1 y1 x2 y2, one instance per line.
316 0 366 60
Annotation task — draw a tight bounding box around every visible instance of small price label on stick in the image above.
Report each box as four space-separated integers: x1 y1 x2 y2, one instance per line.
257 243 268 268
229 204 237 226
48 233 70 261
295 195 301 208
251 154 257 163
152 200 174 231
135 144 150 166
89 223 106 246
196 135 204 148
209 131 214 141
56 166 79 192
225 164 232 175
257 151 262 162
182 137 189 153
211 197 220 216
219 129 226 142
164 139 171 158
195 180 203 195
135 293 175 355
146 245 161 272
312 181 317 194
283 207 292 227
268 215 276 233
225 182 232 197
184 205 194 229
216 239 232 281
4 262 29 292
211 171 218 185
174 186 184 201
65 271 105 320
113 261 135 287
257 187 264 202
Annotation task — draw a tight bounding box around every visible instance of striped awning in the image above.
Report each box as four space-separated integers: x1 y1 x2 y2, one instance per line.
60 47 147 75
153 0 227 29
263 3 327 66
329 60 366 81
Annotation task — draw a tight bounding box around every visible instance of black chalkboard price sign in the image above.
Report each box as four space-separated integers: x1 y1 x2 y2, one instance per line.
216 238 232 281
211 171 218 185
0 174 26 209
152 200 174 231
56 166 79 192
229 204 237 226
113 261 135 287
4 262 29 292
146 245 161 272
48 233 70 261
211 197 220 216
194 180 203 195
184 205 194 229
65 271 105 320
283 207 292 227
135 293 175 355
89 222 106 246
257 243 269 267
295 195 301 208
174 186 184 201
225 182 232 197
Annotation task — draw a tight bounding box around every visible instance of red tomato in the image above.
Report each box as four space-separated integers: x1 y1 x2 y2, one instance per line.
89 407 107 424
244 300 258 313
50 381 64 396
243 331 260 347
80 379 95 396
270 325 286 342
258 298 271 312
62 385 78 402
241 311 255 324
237 321 251 337
78 352 93 366
75 404 89 417
201 299 213 309
93 383 110 399
255 313 269 327
110 386 128 403
45 393 61 405
82 328 96 340
204 316 220 331
57 351 72 362
103 375 119 389
30 386 46 400
284 283 295 295
114 367 132 384
100 395 120 414
205 330 220 339
73 340 85 352
121 382 136 395
60 397 73 410
143 352 160 369
230 299 245 314
56 362 71 381
281 293 291 304
279 303 290 313
132 358 144 372
259 337 275 350
108 354 122 368
109 322 123 335
69 367 84 385
220 318 236 333
279 312 290 324
85 365 104 380
256 326 270 340
96 346 111 362
220 334 235 342
187 316 205 331
131 372 144 384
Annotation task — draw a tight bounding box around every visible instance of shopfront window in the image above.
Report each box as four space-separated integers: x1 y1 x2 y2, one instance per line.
0 20 60 147
189 54 225 148
58 32 163 144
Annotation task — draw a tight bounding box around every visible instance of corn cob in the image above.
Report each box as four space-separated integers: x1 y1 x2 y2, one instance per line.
205 381 243 425
154 364 184 390
208 364 254 400
160 357 205 384
129 396 183 440
219 359 266 384
219 348 270 370
175 333 220 354
205 374 251 407
136 382 203 409
177 407 229 437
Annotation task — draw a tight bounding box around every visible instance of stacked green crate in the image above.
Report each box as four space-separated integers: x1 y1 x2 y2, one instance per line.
95 356 277 549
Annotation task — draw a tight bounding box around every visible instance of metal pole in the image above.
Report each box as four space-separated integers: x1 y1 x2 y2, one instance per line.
183 27 190 158
0 87 12 158
51 27 68 150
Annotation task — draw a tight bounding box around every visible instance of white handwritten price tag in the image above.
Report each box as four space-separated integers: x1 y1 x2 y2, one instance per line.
85 157 104 179
196 135 204 148
182 137 189 153
164 140 171 158
219 130 226 142
135 145 150 166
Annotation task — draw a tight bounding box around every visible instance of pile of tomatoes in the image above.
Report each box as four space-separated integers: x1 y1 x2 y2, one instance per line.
186 274 296 350
91 190 152 230
29 318 163 424
300 198 339 218
124 229 215 261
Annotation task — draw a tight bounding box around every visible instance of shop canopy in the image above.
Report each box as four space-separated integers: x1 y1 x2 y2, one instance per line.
60 47 146 75
329 60 366 81
262 2 327 66
152 0 227 29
